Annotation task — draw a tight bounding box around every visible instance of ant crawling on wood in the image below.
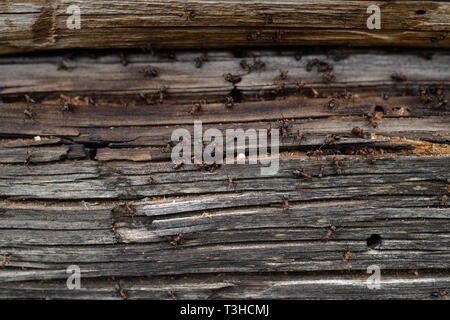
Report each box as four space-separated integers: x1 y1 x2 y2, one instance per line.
24 148 35 168
391 72 407 82
194 55 206 68
431 289 448 298
173 161 185 170
352 127 364 138
168 291 177 300
366 112 378 128
342 251 351 263
293 169 311 179
282 195 290 211
326 99 339 110
24 106 36 120
141 66 159 77
159 86 167 103
306 59 319 72
225 96 234 108
323 224 336 241
124 202 135 216
247 31 261 41
190 100 207 116
2 253 10 267
333 159 342 175
179 6 195 21
114 284 128 300
318 166 325 178
224 73 242 84
171 232 185 247
119 52 128 66
60 94 74 112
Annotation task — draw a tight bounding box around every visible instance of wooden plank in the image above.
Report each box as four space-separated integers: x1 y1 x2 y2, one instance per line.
1 50 449 102
0 274 449 299
1 0 450 54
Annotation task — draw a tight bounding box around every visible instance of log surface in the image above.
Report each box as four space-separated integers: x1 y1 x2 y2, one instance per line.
0 48 449 300
1 0 450 54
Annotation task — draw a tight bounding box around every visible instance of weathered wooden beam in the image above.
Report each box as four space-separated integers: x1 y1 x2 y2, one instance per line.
1 50 449 103
1 0 450 54
0 274 449 299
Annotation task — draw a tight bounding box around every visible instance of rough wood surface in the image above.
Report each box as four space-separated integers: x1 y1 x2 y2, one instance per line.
0 48 449 299
1 0 450 54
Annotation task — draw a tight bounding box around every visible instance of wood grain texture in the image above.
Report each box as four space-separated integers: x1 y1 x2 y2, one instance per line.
0 48 449 299
1 0 450 54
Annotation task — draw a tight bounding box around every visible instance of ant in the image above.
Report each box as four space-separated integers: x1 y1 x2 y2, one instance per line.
179 6 195 21
60 94 73 112
334 159 342 174
227 176 234 190
323 134 340 146
431 32 448 43
352 127 364 138
431 289 448 298
225 96 234 108
25 149 34 167
119 53 128 66
273 83 286 95
310 87 320 98
162 142 174 153
318 166 325 178
190 102 202 116
194 55 206 68
247 31 261 41
24 94 36 105
326 99 339 110
148 176 153 184
168 291 177 300
114 284 128 300
159 86 167 103
293 169 311 179
112 226 121 241
173 161 184 170
2 254 10 267
24 106 36 119
171 232 185 247
317 62 333 73
125 202 135 216
391 72 407 82
142 67 159 77
306 59 319 72
224 73 242 84
323 225 336 241
366 112 378 128
342 251 351 263
282 195 289 211
307 149 324 157
296 81 305 91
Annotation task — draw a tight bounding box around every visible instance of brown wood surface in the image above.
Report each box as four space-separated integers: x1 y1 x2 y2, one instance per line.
0 47 449 299
1 0 450 55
